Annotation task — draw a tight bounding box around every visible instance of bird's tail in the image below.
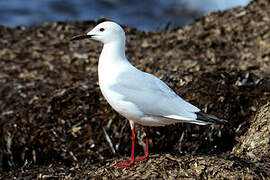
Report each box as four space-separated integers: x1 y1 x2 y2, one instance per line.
195 111 228 124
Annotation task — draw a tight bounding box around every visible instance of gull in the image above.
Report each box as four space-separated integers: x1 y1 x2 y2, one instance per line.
71 21 227 168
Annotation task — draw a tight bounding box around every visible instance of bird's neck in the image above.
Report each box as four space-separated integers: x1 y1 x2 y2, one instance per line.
98 40 130 87
100 41 126 63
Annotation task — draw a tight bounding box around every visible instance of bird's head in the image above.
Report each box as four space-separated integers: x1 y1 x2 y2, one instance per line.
71 21 125 44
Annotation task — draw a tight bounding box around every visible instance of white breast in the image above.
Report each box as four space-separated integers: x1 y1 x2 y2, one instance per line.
98 55 144 122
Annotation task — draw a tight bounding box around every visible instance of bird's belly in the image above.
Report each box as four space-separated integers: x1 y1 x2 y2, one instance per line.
100 85 178 127
100 85 143 120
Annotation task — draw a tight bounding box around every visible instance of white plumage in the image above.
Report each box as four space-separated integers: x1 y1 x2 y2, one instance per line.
71 21 227 168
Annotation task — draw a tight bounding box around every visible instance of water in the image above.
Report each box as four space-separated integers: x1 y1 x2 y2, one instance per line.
0 0 251 31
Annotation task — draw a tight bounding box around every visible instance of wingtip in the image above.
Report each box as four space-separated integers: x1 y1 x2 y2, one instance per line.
195 111 228 125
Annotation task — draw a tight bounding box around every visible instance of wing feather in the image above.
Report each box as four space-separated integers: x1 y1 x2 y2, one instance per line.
110 70 200 121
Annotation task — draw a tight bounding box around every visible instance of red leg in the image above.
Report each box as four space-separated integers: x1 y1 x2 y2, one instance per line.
135 127 150 162
117 125 136 168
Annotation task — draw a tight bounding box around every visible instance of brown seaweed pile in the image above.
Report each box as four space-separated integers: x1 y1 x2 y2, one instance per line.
0 0 269 178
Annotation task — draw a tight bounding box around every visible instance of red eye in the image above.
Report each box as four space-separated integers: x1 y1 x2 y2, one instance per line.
99 28 105 32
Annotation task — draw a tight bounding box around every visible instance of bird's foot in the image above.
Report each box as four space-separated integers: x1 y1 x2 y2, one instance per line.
117 155 148 168
117 160 135 168
135 154 149 162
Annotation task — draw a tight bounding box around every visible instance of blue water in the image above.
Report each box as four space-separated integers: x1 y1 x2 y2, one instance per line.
0 0 251 31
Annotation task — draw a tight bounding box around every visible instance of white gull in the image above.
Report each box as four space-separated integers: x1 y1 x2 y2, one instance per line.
71 21 227 168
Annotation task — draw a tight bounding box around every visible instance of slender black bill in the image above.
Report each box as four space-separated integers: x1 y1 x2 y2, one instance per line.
71 34 92 41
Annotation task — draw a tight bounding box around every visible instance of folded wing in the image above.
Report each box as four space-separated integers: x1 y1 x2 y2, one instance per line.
110 70 203 123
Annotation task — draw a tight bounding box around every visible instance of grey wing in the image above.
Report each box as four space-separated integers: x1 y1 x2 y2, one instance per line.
110 70 200 120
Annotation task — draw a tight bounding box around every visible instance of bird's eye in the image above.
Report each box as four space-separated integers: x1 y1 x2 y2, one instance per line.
99 28 105 32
